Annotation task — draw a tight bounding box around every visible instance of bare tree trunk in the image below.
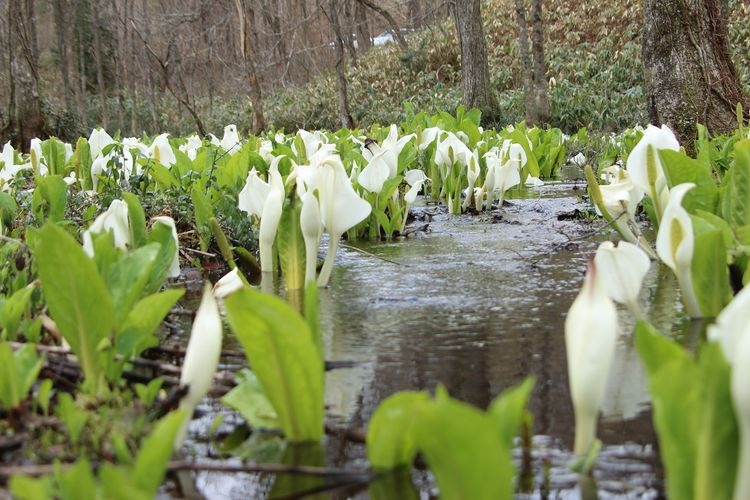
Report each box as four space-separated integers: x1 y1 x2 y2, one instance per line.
353 0 371 52
91 0 109 129
408 0 422 28
515 0 533 123
643 0 748 144
53 0 74 112
235 0 265 134
453 0 495 118
126 0 138 135
529 0 549 125
2 0 46 147
355 0 407 49
324 0 354 129
73 0 87 125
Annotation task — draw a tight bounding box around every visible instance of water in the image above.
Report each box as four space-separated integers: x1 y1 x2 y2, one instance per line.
178 180 684 498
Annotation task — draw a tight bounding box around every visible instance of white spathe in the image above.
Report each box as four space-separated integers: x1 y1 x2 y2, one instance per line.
358 151 392 194
656 182 701 317
152 216 181 278
89 128 114 160
300 191 323 285
149 133 177 167
213 268 245 299
594 241 650 318
82 199 132 257
565 260 618 457
625 124 679 221
176 284 223 448
210 124 241 155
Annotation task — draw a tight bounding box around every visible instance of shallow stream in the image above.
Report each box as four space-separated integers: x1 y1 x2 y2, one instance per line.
176 176 685 498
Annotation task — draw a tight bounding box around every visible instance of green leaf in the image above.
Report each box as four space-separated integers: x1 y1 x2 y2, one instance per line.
414 391 511 500
55 393 89 444
9 474 54 500
303 282 323 361
56 459 97 500
277 200 305 291
693 343 737 500
488 377 535 448
0 343 42 409
0 284 35 341
148 163 179 189
0 191 18 227
32 175 68 223
224 288 324 442
144 222 177 294
106 244 160 326
190 185 214 252
31 224 115 392
41 138 68 176
73 138 92 191
122 192 147 248
222 369 280 430
635 322 698 500
366 391 429 469
722 139 750 228
691 215 732 317
660 150 718 215
132 409 185 494
116 289 184 357
99 465 151 500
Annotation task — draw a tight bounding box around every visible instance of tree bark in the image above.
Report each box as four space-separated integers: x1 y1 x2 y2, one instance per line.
529 0 550 125
91 0 109 129
354 0 371 52
324 0 354 129
453 0 495 119
53 0 74 112
643 0 748 144
514 0 533 123
235 0 265 134
2 0 46 148
355 0 408 49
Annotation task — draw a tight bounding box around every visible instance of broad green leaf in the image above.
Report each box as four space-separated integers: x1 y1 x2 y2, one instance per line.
691 215 732 317
55 393 89 444
73 138 92 191
41 137 68 176
1 284 35 340
0 191 18 227
366 391 429 469
31 224 114 391
9 474 54 500
147 163 179 189
132 409 185 494
722 139 750 228
190 185 214 252
116 289 184 357
488 376 535 448
122 192 147 248
99 465 150 500
507 128 540 179
106 243 160 326
660 150 718 215
269 442 327 499
277 200 305 290
225 288 324 442
144 222 177 294
222 369 280 430
635 323 698 500
414 392 510 500
693 343 737 500
32 175 68 223
0 343 42 408
56 460 96 500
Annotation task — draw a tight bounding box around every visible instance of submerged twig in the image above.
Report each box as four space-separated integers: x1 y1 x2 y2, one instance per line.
339 243 405 267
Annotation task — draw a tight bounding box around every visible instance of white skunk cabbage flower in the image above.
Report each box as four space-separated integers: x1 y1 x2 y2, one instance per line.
152 216 181 278
175 284 223 448
707 285 750 500
149 133 177 167
210 124 241 155
404 169 429 187
462 151 481 210
419 126 442 150
82 199 131 257
565 260 617 457
89 128 114 159
316 155 371 286
213 268 245 299
594 241 650 319
626 124 679 222
358 151 392 194
179 134 203 161
435 132 472 168
656 183 701 317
